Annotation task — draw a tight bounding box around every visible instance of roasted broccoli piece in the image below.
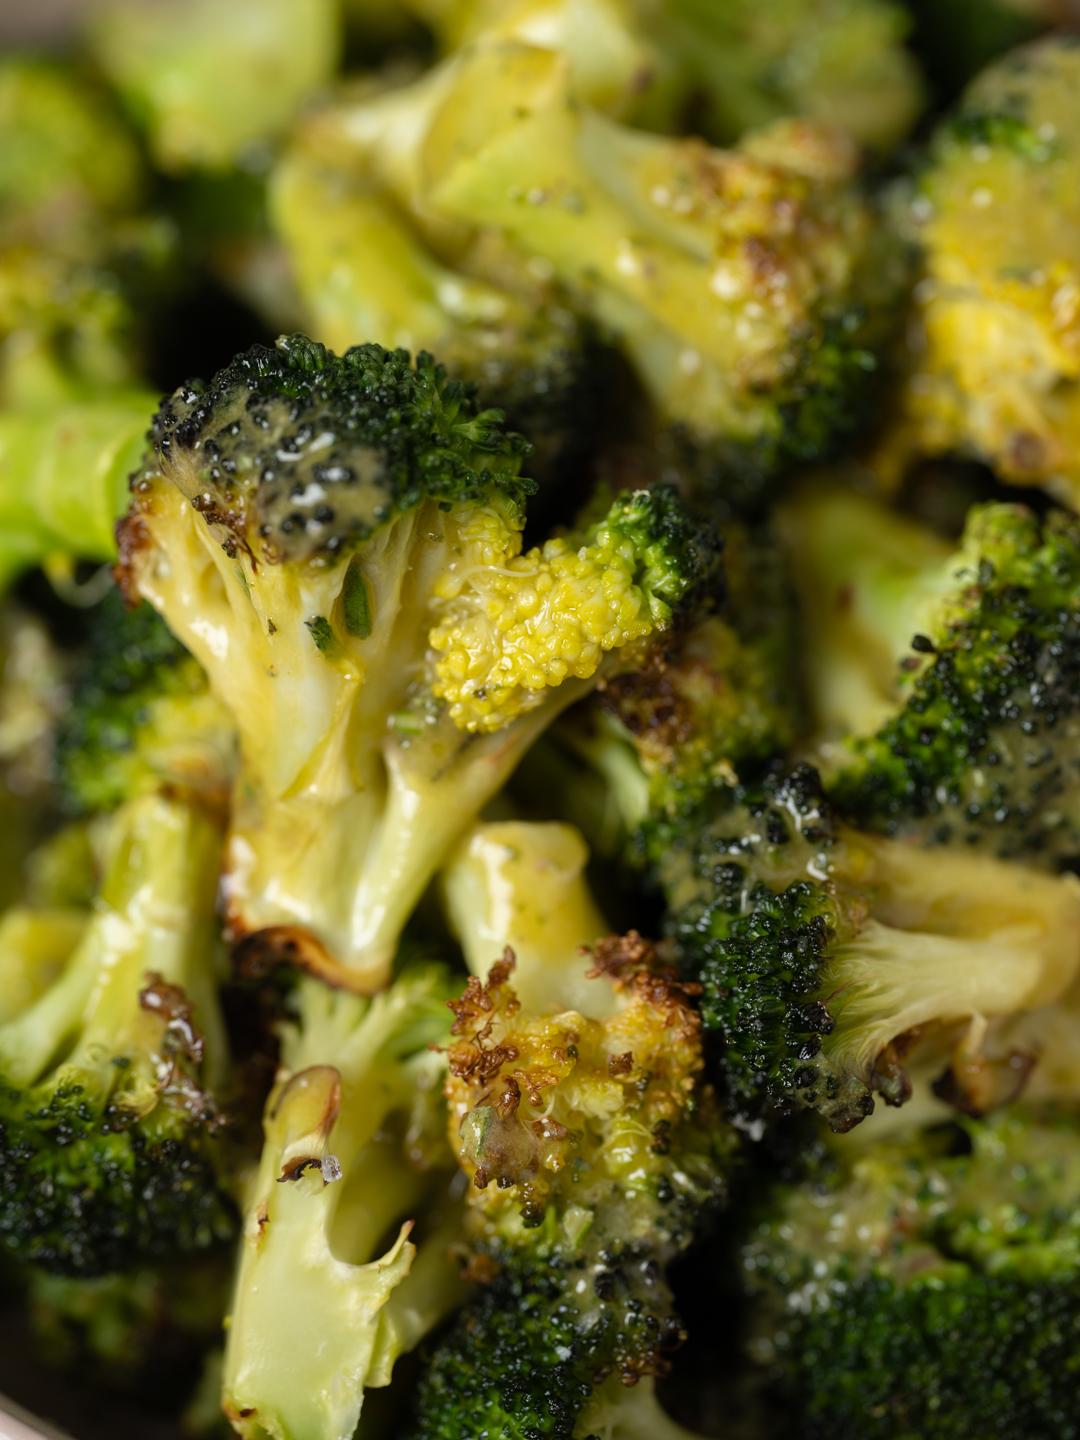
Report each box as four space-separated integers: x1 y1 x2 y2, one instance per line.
0 792 235 1275
26 1256 229 1406
401 0 684 126
640 0 924 154
783 487 1080 866
56 588 235 817
118 336 712 991
665 764 1080 1131
882 36 1080 509
0 57 177 406
0 389 157 588
87 0 340 174
411 820 730 1438
222 963 463 1440
537 518 800 866
416 42 906 505
270 115 598 489
740 1105 1080 1439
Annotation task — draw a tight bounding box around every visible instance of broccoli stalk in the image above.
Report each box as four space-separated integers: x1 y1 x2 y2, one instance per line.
740 1105 1080 1439
412 820 731 1437
783 487 1080 865
118 336 711 991
0 791 234 1275
666 765 1080 1132
0 390 157 590
222 965 462 1440
414 41 905 500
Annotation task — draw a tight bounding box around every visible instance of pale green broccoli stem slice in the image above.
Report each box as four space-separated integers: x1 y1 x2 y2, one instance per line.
779 486 954 744
0 391 155 587
441 819 613 1018
223 968 460 1440
87 0 340 174
577 1375 712 1440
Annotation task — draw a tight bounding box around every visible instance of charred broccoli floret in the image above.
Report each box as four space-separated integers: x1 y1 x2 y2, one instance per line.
665 764 1080 1131
118 336 712 990
784 487 1080 866
270 110 597 489
640 0 924 153
223 963 463 1440
56 588 235 817
882 36 1080 509
87 0 340 174
418 42 906 504
411 820 730 1438
740 1105 1080 1439
0 792 234 1275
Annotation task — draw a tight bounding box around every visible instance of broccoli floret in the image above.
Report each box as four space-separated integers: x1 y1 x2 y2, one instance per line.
412 820 731 1438
641 0 924 154
222 963 464 1440
664 764 1080 1131
882 36 1080 509
539 518 801 866
417 42 907 504
0 793 235 1275
26 1255 229 1406
0 57 178 406
785 487 1080 866
87 0 340 174
56 588 235 817
0 389 157 588
270 115 599 489
118 336 712 990
740 1105 1080 1439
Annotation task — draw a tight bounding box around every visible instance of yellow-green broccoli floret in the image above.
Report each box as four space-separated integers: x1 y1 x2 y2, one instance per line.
881 36 1080 509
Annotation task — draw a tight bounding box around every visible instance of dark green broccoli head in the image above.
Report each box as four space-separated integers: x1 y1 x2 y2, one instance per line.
410 1247 685 1440
0 794 235 1276
826 502 1080 866
742 1105 1080 1439
56 589 235 816
664 765 1080 1131
136 335 532 565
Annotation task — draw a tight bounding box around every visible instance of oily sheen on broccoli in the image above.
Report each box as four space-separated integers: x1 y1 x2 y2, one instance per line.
0 792 234 1275
664 765 1080 1131
118 336 712 991
740 1106 1080 1439
784 488 1080 866
411 820 730 1439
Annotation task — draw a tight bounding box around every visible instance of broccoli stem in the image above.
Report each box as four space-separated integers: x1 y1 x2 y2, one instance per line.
0 392 155 584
